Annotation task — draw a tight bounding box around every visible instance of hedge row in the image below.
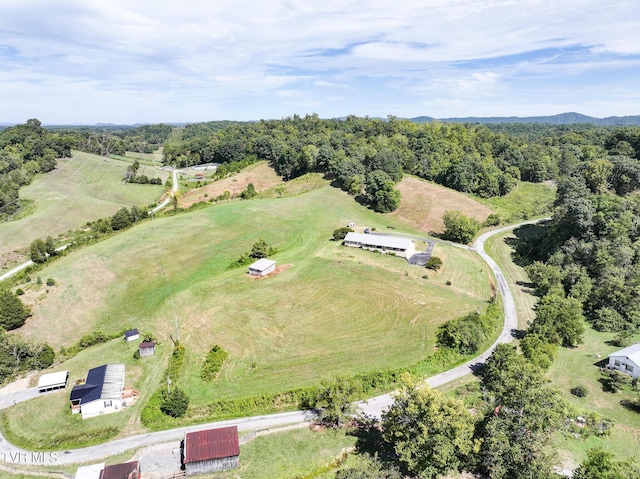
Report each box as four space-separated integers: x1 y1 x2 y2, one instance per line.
141 342 187 427
59 328 130 359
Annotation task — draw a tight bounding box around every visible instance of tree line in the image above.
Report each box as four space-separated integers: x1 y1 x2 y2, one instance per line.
0 119 71 220
159 115 640 215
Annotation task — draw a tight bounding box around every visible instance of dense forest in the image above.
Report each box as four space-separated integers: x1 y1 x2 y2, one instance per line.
56 122 174 157
521 126 640 335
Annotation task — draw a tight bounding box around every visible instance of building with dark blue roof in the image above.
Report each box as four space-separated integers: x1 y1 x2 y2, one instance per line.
70 364 125 419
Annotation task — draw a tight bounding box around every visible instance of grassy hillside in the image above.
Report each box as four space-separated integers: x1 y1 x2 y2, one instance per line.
17 186 491 403
392 175 493 234
0 150 169 270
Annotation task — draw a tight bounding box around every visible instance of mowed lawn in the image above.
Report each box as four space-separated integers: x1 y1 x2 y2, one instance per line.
18 186 491 404
0 150 168 270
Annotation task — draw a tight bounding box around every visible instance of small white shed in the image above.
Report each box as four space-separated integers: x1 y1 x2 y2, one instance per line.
608 343 640 379
124 329 140 342
38 370 69 392
248 258 276 276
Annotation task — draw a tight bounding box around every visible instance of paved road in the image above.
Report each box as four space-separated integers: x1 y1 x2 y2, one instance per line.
0 219 541 466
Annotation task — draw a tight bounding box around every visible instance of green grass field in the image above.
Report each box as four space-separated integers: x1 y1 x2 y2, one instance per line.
213 427 356 479
0 150 169 270
548 328 640 465
483 226 540 329
19 186 491 402
479 181 556 223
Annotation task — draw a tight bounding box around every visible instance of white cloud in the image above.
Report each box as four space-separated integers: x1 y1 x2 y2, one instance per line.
0 0 639 122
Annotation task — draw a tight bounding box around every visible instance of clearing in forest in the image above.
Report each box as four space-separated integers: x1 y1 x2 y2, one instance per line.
391 176 493 234
178 161 283 208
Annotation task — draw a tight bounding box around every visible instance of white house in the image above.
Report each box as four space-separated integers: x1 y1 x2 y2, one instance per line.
608 343 640 379
248 258 276 276
38 370 69 392
70 364 126 419
343 232 416 260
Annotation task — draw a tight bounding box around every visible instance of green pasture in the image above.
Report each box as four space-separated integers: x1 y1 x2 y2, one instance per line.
1 338 168 450
548 327 640 463
483 225 540 329
479 181 556 223
0 150 168 268
19 186 490 405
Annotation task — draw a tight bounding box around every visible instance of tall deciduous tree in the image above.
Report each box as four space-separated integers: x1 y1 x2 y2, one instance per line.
315 376 357 428
0 289 31 330
530 293 585 347
442 210 480 244
382 374 476 479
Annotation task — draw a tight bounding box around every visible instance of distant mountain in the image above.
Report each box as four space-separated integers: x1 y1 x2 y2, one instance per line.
410 112 640 126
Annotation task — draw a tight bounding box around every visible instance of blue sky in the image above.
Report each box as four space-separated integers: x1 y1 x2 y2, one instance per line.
1 0 639 124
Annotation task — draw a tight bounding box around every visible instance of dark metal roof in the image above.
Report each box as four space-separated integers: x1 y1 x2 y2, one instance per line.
138 341 155 349
124 329 139 338
70 364 107 403
99 461 139 479
184 426 239 463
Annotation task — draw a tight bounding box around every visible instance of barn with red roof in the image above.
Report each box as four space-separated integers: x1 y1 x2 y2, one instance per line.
182 425 240 475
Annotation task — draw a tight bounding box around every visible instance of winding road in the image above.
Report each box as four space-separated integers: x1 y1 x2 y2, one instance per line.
0 219 539 468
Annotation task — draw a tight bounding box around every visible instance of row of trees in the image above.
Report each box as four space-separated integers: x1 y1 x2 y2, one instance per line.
56 123 174 157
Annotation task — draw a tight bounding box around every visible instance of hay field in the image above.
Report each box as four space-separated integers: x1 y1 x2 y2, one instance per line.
0 151 168 270
391 175 493 234
178 161 283 208
17 185 491 401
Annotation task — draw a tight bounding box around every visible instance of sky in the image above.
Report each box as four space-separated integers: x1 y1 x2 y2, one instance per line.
1 0 640 124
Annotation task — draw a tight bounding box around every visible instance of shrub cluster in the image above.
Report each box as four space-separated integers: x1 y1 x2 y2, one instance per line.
201 345 229 382
436 303 502 355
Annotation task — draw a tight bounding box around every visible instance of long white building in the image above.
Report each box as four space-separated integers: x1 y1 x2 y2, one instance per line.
343 232 415 259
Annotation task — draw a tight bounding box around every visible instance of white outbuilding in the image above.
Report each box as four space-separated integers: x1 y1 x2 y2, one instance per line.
608 343 640 379
248 258 276 276
124 329 140 342
38 370 69 392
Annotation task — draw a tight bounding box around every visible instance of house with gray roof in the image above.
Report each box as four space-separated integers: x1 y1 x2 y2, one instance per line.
608 343 640 379
69 364 126 419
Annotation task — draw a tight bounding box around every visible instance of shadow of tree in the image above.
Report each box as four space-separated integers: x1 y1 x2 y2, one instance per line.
620 399 640 414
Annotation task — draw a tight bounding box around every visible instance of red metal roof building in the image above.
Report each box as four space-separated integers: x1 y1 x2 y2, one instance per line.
183 426 240 475
99 461 139 479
